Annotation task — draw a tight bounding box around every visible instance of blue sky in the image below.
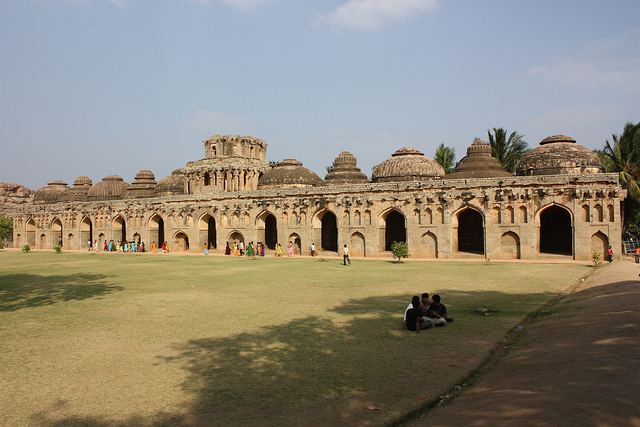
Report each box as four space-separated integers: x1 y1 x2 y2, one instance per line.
1 0 639 191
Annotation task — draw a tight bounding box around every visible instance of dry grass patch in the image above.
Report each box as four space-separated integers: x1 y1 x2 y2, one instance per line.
0 251 590 426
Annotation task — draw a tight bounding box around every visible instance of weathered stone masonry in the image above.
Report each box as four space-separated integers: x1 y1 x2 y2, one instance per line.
10 134 625 261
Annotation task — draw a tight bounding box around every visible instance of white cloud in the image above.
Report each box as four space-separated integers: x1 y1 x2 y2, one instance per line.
528 104 631 126
315 0 439 31
186 110 254 135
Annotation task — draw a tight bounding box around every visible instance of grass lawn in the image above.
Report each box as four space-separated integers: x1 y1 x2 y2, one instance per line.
0 251 591 426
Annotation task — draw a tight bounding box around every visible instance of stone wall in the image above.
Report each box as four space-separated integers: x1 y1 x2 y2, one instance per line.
9 174 624 261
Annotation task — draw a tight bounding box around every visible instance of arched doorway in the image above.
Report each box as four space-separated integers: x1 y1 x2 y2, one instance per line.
289 233 301 255
52 218 62 248
540 205 572 255
457 208 484 254
174 232 189 252
39 233 47 249
590 231 608 259
420 231 438 258
113 216 126 243
228 231 244 248
149 214 165 249
67 233 75 250
384 209 406 251
321 211 338 252
350 232 366 257
500 231 520 259
199 214 217 249
81 217 92 247
26 219 36 247
256 211 277 250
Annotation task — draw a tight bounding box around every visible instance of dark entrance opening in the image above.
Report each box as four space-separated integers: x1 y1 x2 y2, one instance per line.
458 209 484 254
540 205 572 254
385 210 406 251
265 214 277 249
207 217 217 249
321 212 338 252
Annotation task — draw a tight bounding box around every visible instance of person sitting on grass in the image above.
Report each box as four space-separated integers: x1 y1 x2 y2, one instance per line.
399 296 433 333
427 294 452 325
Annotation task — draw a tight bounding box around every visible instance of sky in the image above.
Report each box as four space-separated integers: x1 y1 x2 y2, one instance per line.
1 0 639 191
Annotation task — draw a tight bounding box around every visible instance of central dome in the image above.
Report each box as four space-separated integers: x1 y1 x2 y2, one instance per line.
516 135 603 176
372 147 444 183
258 159 321 189
87 176 130 201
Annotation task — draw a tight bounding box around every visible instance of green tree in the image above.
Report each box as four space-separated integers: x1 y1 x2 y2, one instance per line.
487 128 529 173
434 143 457 174
0 214 13 243
596 121 640 228
325 161 336 174
390 241 410 262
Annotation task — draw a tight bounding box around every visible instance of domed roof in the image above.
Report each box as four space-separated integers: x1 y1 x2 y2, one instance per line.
443 140 512 180
322 151 369 185
154 169 186 196
73 175 93 186
372 147 444 183
126 169 157 199
516 135 603 176
86 175 130 201
258 159 322 189
59 176 93 202
34 180 69 204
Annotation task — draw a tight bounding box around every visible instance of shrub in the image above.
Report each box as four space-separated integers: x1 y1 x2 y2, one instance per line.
591 251 601 267
22 244 30 253
391 241 410 262
54 245 62 254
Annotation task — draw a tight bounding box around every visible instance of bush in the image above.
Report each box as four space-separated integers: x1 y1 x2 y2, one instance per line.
591 251 601 267
391 241 410 262
22 245 30 253
54 245 62 254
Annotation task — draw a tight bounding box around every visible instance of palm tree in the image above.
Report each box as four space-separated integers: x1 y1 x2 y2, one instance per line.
487 128 529 173
434 143 456 174
596 121 640 228
325 161 336 174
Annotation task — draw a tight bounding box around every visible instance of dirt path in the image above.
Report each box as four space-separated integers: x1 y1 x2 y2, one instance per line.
408 260 640 427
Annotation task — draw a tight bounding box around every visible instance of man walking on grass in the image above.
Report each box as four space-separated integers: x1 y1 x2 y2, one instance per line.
343 244 350 265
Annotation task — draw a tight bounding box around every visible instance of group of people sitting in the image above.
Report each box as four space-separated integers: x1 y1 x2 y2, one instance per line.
399 293 453 333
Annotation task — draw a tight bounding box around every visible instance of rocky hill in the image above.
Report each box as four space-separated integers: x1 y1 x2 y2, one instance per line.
0 182 34 212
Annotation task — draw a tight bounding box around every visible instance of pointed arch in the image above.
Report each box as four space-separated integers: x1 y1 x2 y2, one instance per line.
454 206 484 255
420 231 438 258
590 231 608 259
379 208 406 252
256 210 278 249
538 204 572 255
312 208 338 252
149 213 165 249
198 212 217 249
350 232 366 257
500 231 520 259
173 230 190 252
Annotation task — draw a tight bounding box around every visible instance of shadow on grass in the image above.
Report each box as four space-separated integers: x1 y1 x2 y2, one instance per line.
30 291 560 426
0 273 124 311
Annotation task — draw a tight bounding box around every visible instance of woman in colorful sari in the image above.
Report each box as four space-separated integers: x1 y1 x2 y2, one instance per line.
152 242 157 253
288 241 294 257
225 242 231 255
275 242 282 256
246 242 254 256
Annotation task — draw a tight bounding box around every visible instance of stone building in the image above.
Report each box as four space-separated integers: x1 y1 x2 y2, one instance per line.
10 133 625 261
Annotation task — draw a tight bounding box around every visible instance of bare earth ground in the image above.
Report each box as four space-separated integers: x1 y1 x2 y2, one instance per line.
408 259 640 427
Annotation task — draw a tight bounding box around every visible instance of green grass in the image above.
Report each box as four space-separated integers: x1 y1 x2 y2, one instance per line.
0 251 591 426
